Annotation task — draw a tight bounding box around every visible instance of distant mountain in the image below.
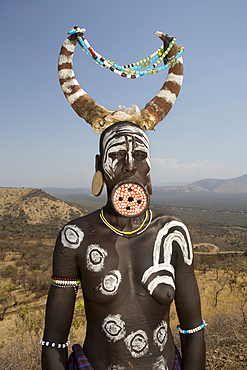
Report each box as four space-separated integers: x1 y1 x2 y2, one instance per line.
0 187 83 226
153 174 247 194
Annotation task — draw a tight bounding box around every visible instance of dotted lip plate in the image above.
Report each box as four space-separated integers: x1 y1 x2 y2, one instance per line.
112 183 149 216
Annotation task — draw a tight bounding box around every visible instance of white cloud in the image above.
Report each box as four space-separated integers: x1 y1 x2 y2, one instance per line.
151 158 247 185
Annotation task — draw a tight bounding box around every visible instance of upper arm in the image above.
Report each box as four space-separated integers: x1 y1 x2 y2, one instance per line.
43 227 81 339
173 223 202 327
172 222 205 369
42 224 84 369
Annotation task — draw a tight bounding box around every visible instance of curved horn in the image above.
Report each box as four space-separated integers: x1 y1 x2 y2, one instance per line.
58 29 183 133
58 32 116 132
140 32 184 131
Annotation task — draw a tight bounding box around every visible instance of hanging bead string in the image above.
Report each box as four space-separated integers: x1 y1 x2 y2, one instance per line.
40 338 70 348
77 35 175 71
177 320 206 335
68 28 184 79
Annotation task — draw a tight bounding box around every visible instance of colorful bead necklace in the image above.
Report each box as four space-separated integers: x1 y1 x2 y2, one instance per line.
69 28 184 79
100 208 152 237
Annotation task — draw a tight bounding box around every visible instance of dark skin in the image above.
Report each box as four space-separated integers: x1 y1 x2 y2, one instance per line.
42 123 205 370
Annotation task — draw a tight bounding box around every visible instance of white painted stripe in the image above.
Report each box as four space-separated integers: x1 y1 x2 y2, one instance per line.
58 68 75 80
61 79 80 94
141 263 175 284
166 72 183 86
62 39 76 53
147 276 175 294
58 54 73 65
67 89 87 105
177 56 183 65
164 231 192 265
156 90 177 105
153 220 193 266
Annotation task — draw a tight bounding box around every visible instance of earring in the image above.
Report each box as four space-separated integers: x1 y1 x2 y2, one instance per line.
92 170 104 196
147 174 153 195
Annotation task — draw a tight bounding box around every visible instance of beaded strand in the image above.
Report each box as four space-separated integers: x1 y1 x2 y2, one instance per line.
51 276 81 287
68 28 183 79
40 338 70 348
177 320 206 335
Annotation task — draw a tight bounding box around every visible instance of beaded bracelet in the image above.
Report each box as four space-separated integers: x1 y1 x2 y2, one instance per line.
177 320 206 335
40 338 70 348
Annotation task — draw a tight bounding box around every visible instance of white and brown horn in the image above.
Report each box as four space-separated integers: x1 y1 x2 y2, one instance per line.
58 30 116 132
58 30 183 132
140 32 183 131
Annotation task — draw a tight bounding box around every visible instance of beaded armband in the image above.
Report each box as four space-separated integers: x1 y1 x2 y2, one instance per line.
51 276 81 294
40 338 70 348
51 276 81 287
177 320 206 334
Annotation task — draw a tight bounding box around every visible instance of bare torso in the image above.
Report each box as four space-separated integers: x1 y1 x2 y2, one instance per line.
54 210 182 369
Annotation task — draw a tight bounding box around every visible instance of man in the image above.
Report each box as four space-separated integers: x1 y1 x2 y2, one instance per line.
42 121 205 370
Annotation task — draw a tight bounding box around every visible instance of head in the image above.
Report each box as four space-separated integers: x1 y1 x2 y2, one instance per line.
97 121 151 192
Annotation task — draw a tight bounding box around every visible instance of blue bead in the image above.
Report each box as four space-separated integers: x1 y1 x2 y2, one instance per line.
144 71 148 75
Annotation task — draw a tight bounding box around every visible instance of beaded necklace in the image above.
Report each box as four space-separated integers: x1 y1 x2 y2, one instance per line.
69 28 184 79
100 208 152 237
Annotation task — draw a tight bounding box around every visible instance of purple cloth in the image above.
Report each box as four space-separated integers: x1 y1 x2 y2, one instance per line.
68 344 182 370
68 344 93 370
173 346 182 370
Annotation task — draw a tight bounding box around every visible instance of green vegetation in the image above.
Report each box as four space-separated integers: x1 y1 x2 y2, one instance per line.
0 190 246 368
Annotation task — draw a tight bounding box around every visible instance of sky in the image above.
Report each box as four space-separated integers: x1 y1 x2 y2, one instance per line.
1 0 247 188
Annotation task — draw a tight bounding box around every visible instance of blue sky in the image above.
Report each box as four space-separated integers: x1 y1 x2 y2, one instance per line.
1 0 247 188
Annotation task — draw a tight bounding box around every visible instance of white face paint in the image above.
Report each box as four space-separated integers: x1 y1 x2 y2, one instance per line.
153 321 168 352
102 125 151 181
86 244 108 272
124 329 149 358
102 314 126 343
152 355 168 370
61 225 84 249
100 270 122 295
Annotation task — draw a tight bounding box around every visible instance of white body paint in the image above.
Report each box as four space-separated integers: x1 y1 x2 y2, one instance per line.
124 329 149 358
61 225 84 249
102 314 126 342
153 320 168 352
100 270 122 295
108 365 126 370
152 355 168 370
141 220 193 293
86 244 108 272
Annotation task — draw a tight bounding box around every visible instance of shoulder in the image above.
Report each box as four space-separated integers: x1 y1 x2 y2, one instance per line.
150 210 193 265
151 210 186 230
57 210 101 251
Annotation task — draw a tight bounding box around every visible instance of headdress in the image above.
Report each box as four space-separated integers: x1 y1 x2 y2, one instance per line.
58 27 184 134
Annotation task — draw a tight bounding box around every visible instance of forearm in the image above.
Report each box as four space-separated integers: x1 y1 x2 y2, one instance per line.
42 347 68 370
180 331 205 370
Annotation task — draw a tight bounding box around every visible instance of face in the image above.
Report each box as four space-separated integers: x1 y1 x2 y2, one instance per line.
100 123 151 190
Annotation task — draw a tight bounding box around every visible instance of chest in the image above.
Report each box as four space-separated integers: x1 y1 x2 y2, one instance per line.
77 227 175 306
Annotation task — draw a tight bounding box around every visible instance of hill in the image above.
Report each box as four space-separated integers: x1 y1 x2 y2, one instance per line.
0 188 83 238
153 174 247 194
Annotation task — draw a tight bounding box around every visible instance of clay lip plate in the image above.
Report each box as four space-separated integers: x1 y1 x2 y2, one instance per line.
111 181 149 217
